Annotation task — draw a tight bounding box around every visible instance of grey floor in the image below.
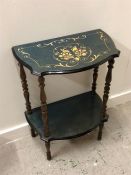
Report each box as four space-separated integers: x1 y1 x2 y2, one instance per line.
1 102 131 175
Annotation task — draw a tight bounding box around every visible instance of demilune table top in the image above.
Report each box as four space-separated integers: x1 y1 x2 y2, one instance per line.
12 29 120 76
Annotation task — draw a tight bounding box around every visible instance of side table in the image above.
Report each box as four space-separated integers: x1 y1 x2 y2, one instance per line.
12 29 120 160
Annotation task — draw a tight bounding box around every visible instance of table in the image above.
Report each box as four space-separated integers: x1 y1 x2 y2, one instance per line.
12 29 120 160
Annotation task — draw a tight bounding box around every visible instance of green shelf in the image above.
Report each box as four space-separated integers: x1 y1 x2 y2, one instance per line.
25 91 103 141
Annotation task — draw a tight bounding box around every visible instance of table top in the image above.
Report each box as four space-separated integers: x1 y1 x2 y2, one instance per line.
12 29 120 76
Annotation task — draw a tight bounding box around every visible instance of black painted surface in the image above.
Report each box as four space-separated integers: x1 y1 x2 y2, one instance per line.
12 29 120 76
25 91 103 141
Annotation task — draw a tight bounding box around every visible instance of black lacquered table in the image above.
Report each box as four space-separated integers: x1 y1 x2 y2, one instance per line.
12 29 120 160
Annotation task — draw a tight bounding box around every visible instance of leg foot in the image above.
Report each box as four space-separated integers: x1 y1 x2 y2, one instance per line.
31 128 38 137
97 123 104 141
45 141 51 160
103 114 109 122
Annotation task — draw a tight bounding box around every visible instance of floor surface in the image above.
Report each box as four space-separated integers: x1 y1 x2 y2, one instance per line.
0 101 131 175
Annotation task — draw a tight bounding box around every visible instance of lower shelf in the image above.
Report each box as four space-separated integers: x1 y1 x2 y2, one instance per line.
25 91 103 141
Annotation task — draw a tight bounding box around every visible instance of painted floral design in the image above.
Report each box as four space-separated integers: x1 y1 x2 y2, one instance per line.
53 43 92 66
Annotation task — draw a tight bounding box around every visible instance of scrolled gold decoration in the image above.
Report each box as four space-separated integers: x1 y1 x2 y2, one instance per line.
97 31 110 51
18 48 51 68
90 54 101 62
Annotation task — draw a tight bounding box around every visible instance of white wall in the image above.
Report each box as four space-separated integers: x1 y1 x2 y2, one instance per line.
0 0 131 132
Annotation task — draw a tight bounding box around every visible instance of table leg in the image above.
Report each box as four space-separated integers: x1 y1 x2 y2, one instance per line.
92 66 99 94
30 128 38 137
38 76 51 160
45 141 51 160
19 63 37 137
19 63 32 114
98 58 115 140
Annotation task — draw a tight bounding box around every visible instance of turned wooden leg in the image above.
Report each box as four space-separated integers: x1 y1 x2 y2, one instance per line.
38 76 51 160
92 66 99 94
102 58 115 121
98 58 115 140
19 63 36 137
19 63 32 114
45 141 51 160
38 76 49 137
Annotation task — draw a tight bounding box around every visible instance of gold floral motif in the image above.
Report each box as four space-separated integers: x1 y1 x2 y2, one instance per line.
54 43 91 63
58 48 74 61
